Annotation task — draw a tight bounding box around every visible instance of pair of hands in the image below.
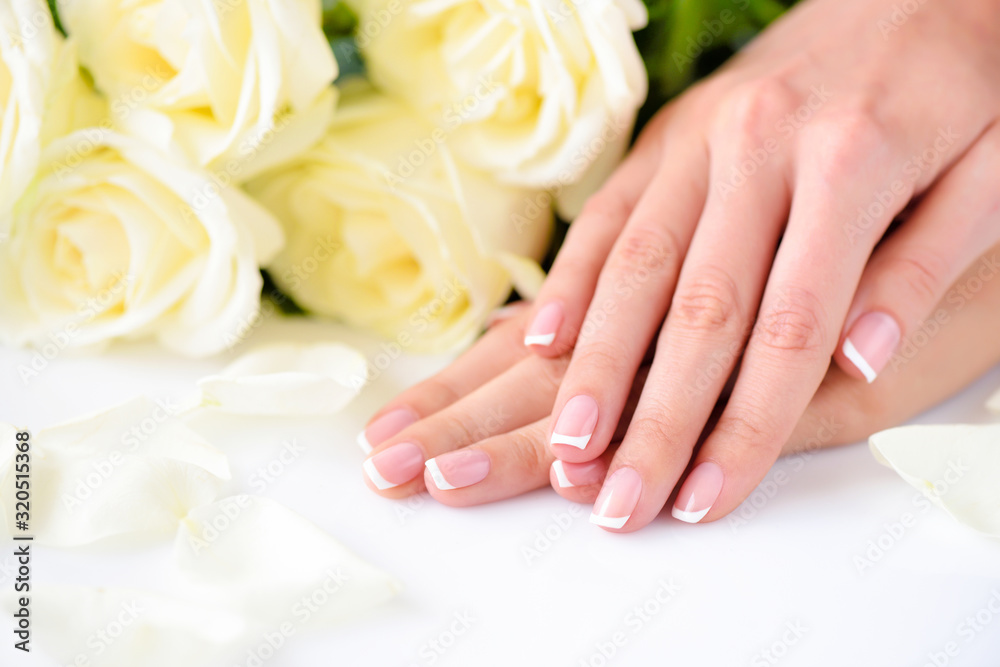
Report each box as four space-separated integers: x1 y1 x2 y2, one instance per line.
359 0 1000 531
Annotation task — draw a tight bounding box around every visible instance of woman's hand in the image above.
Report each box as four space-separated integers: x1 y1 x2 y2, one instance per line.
357 241 1000 513
516 0 1000 530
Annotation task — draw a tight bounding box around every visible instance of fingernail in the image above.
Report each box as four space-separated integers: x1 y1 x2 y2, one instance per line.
524 302 563 347
425 449 491 490
363 442 424 490
842 312 901 383
357 407 419 453
551 395 598 449
671 461 724 524
552 459 605 488
590 467 642 529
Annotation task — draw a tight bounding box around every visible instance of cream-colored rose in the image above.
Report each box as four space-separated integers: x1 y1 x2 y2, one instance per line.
355 0 647 195
57 0 338 181
0 0 90 231
0 130 284 358
246 87 552 353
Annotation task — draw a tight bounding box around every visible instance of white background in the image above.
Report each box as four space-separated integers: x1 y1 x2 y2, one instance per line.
2 316 1000 667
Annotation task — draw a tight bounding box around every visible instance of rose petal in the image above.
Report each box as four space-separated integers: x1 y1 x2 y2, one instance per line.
869 424 1000 536
987 386 1000 414
175 495 400 627
197 342 368 415
0 397 230 546
2 585 245 667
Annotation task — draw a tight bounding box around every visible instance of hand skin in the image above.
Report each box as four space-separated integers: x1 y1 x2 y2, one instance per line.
360 0 1000 530
515 0 1000 530
359 242 1000 516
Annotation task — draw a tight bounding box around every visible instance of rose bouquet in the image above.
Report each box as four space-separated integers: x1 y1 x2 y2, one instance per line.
0 0 787 359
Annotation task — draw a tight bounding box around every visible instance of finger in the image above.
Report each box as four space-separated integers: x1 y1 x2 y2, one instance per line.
361 354 566 497
590 80 795 530
358 305 532 451
523 110 670 357
423 418 620 507
669 117 906 526
788 239 1000 456
547 136 710 464
834 123 1000 382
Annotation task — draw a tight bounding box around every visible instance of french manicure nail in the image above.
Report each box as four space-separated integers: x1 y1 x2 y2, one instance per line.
363 442 424 490
357 407 419 453
524 302 563 347
590 467 642 529
841 312 901 383
552 459 605 488
551 395 598 449
671 461 724 524
425 450 491 490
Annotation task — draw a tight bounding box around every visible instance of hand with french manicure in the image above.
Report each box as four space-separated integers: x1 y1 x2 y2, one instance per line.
360 0 1000 532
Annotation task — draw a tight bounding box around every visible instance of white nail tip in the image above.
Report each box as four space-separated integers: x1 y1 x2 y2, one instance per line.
552 460 574 488
671 506 710 524
842 338 877 384
524 333 556 347
424 459 456 490
356 431 373 454
363 458 396 490
590 513 629 529
550 433 591 449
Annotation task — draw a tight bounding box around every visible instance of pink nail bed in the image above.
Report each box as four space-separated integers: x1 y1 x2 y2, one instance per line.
357 407 419 453
363 442 424 490
672 461 724 524
426 450 491 490
590 467 642 529
551 395 599 450
524 302 563 347
841 312 901 384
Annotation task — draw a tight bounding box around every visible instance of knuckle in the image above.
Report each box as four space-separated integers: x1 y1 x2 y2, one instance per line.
716 405 775 452
754 288 828 355
506 431 549 475
435 410 481 445
671 267 744 336
626 413 677 448
609 223 681 277
804 111 891 182
883 248 949 305
716 77 795 142
533 356 570 394
580 190 634 226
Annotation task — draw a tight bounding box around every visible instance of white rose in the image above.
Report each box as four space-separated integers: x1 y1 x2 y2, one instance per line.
0 0 89 232
246 87 552 353
355 0 648 197
57 0 338 181
0 130 284 359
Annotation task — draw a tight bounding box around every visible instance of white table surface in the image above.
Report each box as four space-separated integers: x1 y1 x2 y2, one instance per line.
2 316 1000 667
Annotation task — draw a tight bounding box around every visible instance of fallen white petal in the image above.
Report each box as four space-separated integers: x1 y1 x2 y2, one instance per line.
198 342 368 415
2 585 245 667
0 397 230 546
869 424 1000 536
987 386 1000 414
175 495 399 627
